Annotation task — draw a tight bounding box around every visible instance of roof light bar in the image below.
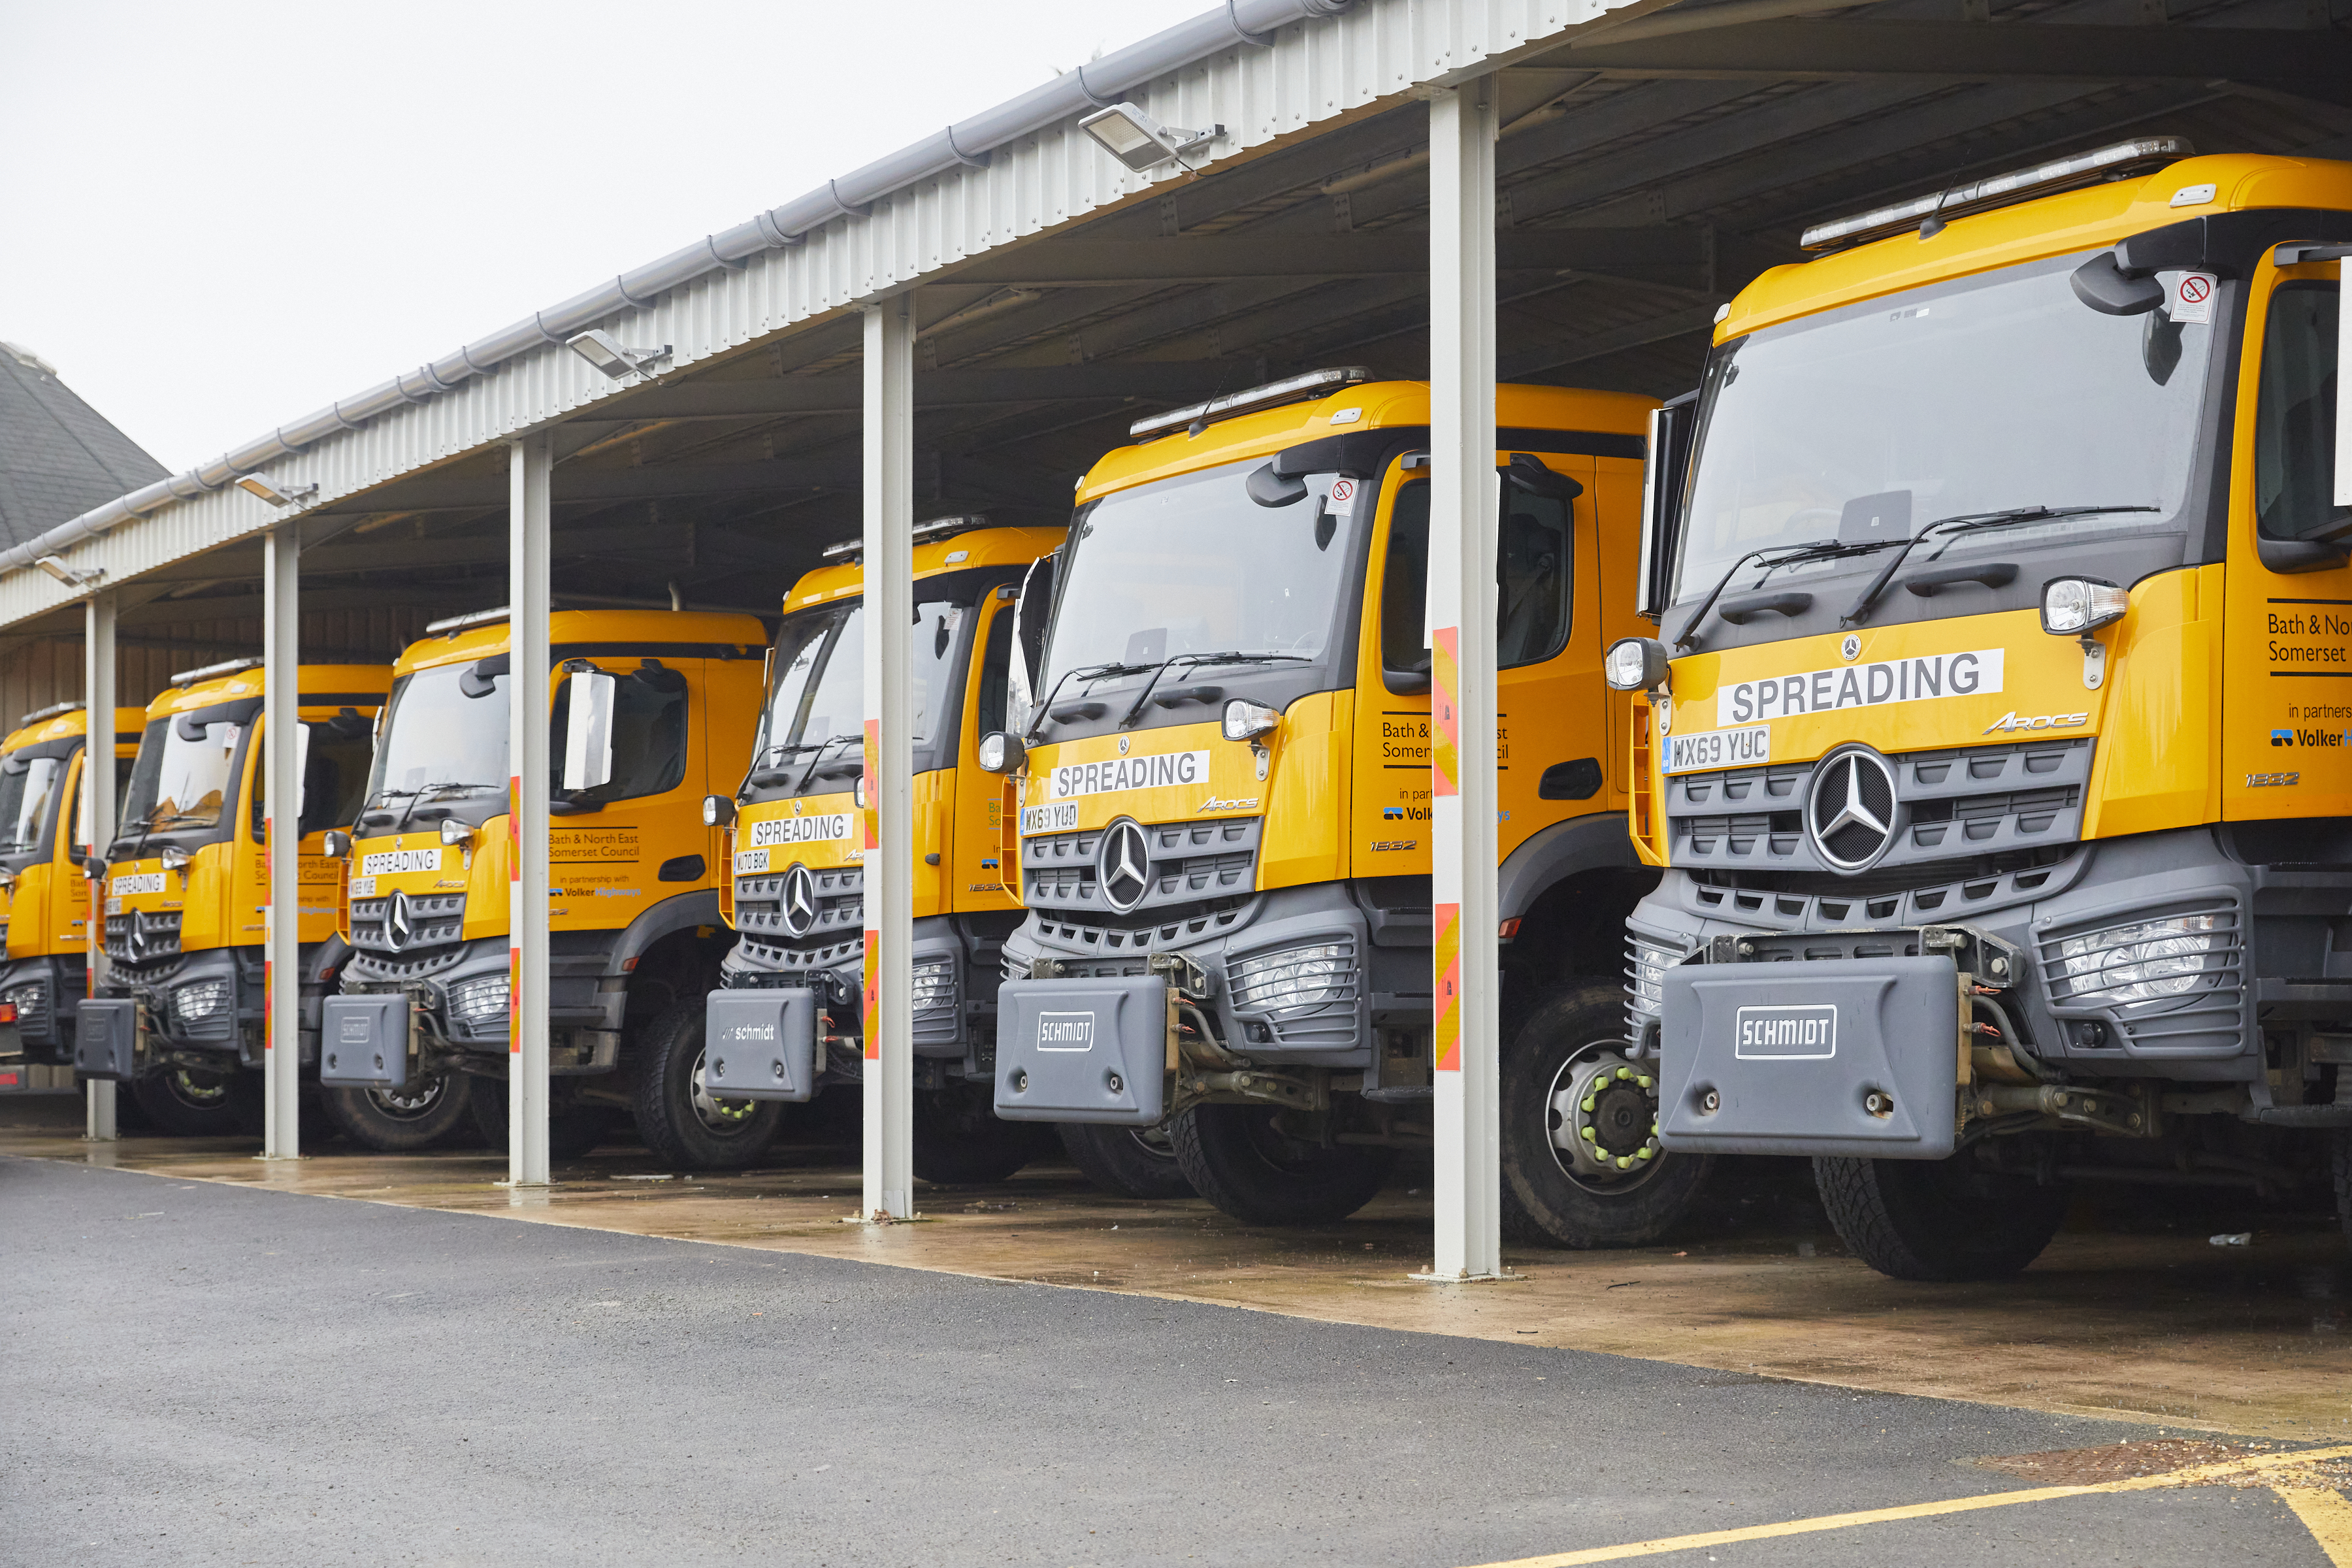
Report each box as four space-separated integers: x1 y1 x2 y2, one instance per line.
1801 137 2195 252
425 606 513 634
1128 367 1372 441
169 656 265 687
820 514 997 563
19 700 85 725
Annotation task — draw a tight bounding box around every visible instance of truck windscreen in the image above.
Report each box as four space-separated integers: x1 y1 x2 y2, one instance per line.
0 755 61 855
1674 251 2212 604
1041 458 1351 693
752 598 968 781
365 663 509 808
122 717 242 833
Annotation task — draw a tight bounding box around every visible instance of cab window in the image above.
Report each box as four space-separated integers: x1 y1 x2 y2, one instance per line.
2255 280 2345 542
549 668 690 803
1379 474 1576 691
974 600 1017 740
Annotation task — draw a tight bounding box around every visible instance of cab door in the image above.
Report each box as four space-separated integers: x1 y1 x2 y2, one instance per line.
949 588 1022 911
547 658 706 929
1350 455 1436 877
2222 256 2352 822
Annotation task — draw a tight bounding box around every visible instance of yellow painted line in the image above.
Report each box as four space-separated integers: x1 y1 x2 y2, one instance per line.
2278 1486 2352 1565
1460 1444 2352 1568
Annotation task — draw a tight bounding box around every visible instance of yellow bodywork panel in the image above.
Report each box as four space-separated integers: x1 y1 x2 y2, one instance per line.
1 707 142 962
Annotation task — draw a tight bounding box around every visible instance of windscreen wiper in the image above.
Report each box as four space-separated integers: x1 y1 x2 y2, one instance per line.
1117 651 1313 729
1839 504 2160 628
1674 539 1891 650
1022 662 1153 742
394 781 498 836
792 733 863 796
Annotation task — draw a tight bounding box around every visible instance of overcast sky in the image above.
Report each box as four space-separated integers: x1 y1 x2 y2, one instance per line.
1 0 1211 476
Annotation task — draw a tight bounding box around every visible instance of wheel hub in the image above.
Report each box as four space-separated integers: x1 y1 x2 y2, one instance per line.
690 1050 757 1134
1547 1051 1662 1181
370 1076 444 1117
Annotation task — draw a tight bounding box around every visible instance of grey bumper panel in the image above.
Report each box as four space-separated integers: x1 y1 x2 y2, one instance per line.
702 988 819 1102
74 999 142 1081
1658 957 1961 1159
319 995 413 1090
994 976 1169 1126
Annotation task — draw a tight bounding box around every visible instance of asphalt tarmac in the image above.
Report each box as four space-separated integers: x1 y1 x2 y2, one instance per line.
5 1152 2342 1567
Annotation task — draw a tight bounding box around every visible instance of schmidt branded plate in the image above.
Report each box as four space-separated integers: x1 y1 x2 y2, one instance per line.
318 995 411 1090
1721 649 2002 725
1663 724 1769 775
74 999 140 1080
1657 958 1961 1159
994 975 1169 1125
701 988 818 1102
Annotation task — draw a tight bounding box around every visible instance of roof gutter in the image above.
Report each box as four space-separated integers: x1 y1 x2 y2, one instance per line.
5 0 1352 580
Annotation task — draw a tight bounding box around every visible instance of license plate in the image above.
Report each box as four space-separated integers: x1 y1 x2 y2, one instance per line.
1664 724 1771 775
1021 802 1078 835
732 847 770 875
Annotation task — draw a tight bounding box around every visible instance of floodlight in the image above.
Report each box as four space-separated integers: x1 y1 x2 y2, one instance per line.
33 555 102 589
235 474 318 507
567 329 673 380
1079 104 1218 174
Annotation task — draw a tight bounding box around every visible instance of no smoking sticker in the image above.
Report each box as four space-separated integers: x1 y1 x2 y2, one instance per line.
2170 272 2215 325
1327 476 1358 517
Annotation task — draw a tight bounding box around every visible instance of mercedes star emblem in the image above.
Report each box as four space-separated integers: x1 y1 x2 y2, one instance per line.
1806 747 1899 873
779 862 821 938
1097 819 1151 913
385 889 415 952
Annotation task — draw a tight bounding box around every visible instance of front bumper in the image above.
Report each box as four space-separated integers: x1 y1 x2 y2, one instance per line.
98 945 331 1070
337 935 619 1073
1633 826 2352 1155
718 912 968 1058
0 955 85 1064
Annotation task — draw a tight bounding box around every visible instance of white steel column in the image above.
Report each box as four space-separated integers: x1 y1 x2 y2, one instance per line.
508 433 553 1186
1426 80 1503 1282
262 527 302 1157
82 591 117 1141
861 296 915 1220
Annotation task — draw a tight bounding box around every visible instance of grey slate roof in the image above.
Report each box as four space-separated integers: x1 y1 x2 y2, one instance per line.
0 344 165 553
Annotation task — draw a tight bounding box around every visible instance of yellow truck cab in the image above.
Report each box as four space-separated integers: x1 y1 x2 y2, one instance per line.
985 370 1690 1243
699 521 1072 1179
0 702 142 1071
76 660 387 1134
1609 146 2352 1279
319 609 765 1160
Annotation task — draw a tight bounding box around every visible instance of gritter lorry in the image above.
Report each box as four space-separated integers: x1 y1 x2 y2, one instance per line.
984 370 1703 1244
1607 144 2352 1278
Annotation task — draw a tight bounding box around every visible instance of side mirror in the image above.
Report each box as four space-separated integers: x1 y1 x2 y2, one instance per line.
1009 550 1059 734
84 856 106 881
439 817 472 847
702 794 737 828
1504 453 1584 502
1637 393 1699 622
322 830 351 859
2068 252 2165 317
1245 463 1310 508
977 732 1026 775
459 653 510 699
561 670 617 793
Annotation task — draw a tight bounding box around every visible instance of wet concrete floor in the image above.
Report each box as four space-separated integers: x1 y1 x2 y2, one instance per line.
5 1094 2347 1445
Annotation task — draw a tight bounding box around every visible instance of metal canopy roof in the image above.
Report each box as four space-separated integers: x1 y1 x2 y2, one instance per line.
6 0 2347 657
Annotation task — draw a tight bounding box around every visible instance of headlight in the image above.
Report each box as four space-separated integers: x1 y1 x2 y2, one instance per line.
3 982 45 1024
1228 941 1356 1015
439 817 472 847
1222 700 1280 743
911 957 956 1014
2041 576 2129 636
172 979 230 1024
977 732 1025 774
448 973 511 1027
1604 636 1671 693
2052 914 2226 1006
1625 939 1679 1016
702 794 736 828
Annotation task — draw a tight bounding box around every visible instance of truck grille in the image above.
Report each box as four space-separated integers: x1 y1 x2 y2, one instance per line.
349 892 466 956
1669 738 2091 877
730 865 863 975
105 909 183 967
1022 817 1260 916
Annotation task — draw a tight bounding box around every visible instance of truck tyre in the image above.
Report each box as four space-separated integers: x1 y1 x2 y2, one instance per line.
629 1000 782 1170
912 1084 1045 1184
1171 1103 1394 1225
320 1072 472 1152
468 1081 619 1162
1057 1122 1194 1200
131 1066 259 1137
1814 1152 2070 1281
1499 984 1712 1249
